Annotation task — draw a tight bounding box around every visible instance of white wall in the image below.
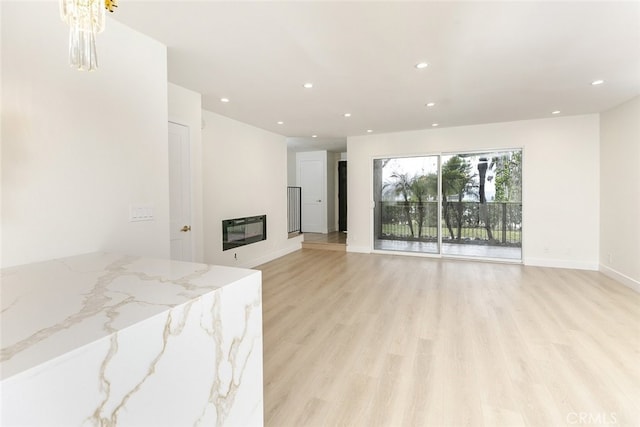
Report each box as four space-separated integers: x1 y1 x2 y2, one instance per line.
1 2 170 267
600 96 640 291
286 149 297 187
201 110 301 268
168 83 204 262
347 115 601 270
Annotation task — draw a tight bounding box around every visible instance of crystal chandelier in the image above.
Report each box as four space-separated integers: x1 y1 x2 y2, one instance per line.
59 0 117 71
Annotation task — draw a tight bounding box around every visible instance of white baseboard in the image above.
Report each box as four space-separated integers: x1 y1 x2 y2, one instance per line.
346 246 371 254
524 257 599 271
599 264 640 293
243 238 303 268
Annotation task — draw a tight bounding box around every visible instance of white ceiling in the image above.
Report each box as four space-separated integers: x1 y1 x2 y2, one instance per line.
114 1 640 152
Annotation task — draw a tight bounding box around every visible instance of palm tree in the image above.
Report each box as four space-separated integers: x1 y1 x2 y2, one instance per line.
408 173 437 238
389 171 415 237
442 156 474 240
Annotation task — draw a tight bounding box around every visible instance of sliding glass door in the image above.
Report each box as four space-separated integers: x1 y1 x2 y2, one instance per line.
373 150 522 261
441 151 522 260
373 156 439 254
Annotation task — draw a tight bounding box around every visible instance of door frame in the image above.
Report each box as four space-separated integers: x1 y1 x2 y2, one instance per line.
369 148 524 263
296 151 328 233
168 121 194 261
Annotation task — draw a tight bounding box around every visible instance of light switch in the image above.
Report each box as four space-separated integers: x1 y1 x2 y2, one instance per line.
130 205 155 222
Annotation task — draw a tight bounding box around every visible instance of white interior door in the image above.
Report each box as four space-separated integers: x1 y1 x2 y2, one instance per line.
299 158 325 233
168 122 192 261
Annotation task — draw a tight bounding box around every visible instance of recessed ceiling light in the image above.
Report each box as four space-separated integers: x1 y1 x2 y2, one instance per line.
591 79 604 86
277 121 284 125
344 113 352 118
426 102 436 107
312 135 318 138
367 129 373 133
415 62 429 69
552 110 561 115
303 83 314 89
432 123 439 127
220 97 230 103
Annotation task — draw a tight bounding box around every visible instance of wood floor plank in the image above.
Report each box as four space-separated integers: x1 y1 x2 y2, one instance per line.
257 250 640 426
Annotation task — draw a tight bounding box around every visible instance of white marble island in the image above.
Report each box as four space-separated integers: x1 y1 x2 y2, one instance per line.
1 253 263 426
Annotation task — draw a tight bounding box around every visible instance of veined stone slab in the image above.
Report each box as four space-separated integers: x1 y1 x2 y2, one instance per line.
0 253 263 426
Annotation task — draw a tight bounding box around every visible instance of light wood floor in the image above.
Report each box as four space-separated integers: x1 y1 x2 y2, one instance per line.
257 250 640 427
303 232 348 245
301 232 348 252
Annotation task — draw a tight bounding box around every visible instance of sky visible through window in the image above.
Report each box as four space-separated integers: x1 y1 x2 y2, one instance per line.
381 153 511 202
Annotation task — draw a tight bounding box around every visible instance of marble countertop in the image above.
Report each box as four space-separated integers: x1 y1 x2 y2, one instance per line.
0 253 259 381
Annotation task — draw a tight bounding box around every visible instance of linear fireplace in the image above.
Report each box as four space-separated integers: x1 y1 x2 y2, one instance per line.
222 215 267 251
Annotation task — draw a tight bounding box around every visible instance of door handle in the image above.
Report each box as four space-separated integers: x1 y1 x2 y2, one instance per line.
180 225 191 232
316 199 322 202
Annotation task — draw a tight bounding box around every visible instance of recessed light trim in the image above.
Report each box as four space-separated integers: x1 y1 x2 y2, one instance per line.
303 83 314 89
432 123 439 127
426 102 436 107
220 97 230 103
367 129 373 133
312 134 318 138
415 62 429 69
552 110 561 115
591 79 604 86
277 121 284 125
344 113 352 118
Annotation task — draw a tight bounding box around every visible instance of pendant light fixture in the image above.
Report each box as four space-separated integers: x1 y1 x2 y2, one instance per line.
59 0 117 71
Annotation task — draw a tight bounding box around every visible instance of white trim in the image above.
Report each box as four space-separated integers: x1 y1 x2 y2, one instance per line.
524 257 598 271
347 246 371 254
296 151 329 233
369 149 524 263
242 237 303 268
168 121 195 262
168 117 197 260
599 264 640 293
438 155 443 253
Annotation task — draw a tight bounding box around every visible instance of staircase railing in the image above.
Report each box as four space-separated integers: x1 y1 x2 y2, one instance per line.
287 186 302 234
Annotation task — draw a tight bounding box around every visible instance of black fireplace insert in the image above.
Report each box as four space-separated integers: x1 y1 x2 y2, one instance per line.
222 215 267 251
